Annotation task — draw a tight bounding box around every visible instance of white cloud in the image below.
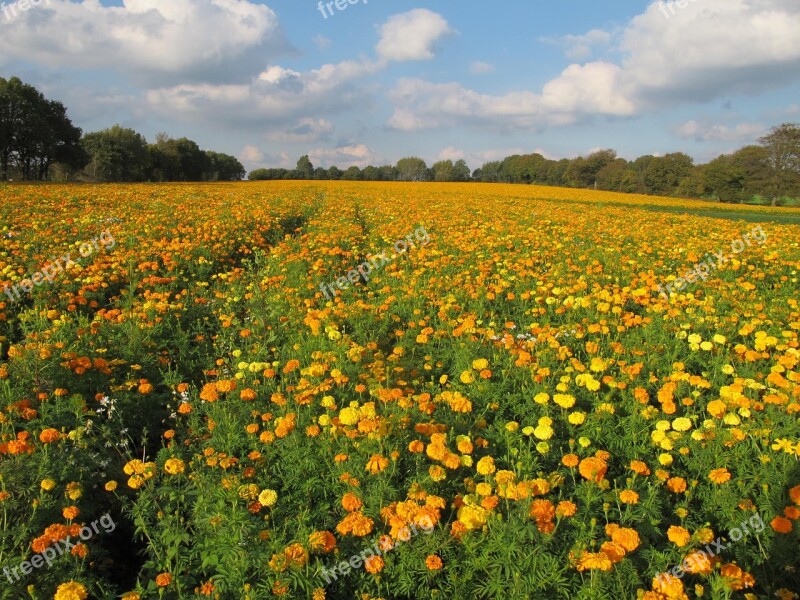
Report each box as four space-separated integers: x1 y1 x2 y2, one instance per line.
146 60 381 125
0 0 291 85
239 144 264 164
387 63 635 132
313 35 331 50
675 120 766 142
540 29 613 60
265 118 334 143
375 9 453 62
387 0 800 133
308 144 377 168
469 61 495 75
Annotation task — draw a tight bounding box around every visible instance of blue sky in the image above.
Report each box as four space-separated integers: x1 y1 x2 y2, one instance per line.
1 0 799 172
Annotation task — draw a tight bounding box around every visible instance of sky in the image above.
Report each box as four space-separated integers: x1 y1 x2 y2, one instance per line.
1 0 799 173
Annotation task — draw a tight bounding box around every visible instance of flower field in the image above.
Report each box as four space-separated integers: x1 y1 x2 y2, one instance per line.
1 181 799 600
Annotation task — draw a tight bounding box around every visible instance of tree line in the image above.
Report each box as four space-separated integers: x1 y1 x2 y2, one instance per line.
252 124 800 205
1 77 245 182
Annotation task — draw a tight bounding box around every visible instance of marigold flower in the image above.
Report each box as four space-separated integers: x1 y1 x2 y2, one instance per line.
365 454 389 474
258 489 278 507
562 453 579 468
163 458 185 475
556 501 578 517
476 456 496 475
155 573 172 587
62 506 80 520
39 428 60 443
771 516 793 533
619 490 639 504
54 581 88 600
425 554 443 570
364 555 384 574
341 492 362 512
667 525 692 547
708 468 731 484
578 456 607 483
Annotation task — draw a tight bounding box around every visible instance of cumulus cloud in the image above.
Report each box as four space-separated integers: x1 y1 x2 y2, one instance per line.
386 0 800 133
239 144 264 164
387 62 635 132
146 60 381 125
675 120 766 142
469 61 495 75
375 9 453 62
308 144 378 168
540 29 613 60
265 118 335 143
0 0 291 86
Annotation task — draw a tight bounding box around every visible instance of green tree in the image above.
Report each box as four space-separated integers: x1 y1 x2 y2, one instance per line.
342 165 362 180
296 155 314 180
431 159 454 182
81 125 150 182
396 157 428 182
204 151 245 181
452 159 471 181
759 123 800 205
0 76 84 180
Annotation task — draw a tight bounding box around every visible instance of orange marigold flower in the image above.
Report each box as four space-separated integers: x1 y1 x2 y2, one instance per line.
425 554 443 570
365 454 389 474
240 388 257 401
556 501 577 518
71 543 88 558
155 573 172 587
561 453 579 468
199 383 219 403
708 468 731 484
771 516 793 534
630 460 651 476
667 525 692 547
39 428 60 444
309 530 336 554
619 490 639 504
341 492 362 512
610 526 640 552
667 477 687 493
578 456 607 483
788 485 800 505
364 555 384 574
408 440 424 453
576 551 613 572
62 506 80 520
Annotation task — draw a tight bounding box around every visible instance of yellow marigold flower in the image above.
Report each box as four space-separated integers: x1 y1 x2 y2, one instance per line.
456 368 476 385
54 581 88 600
553 394 575 408
534 392 550 405
476 456 496 475
339 407 359 426
105 481 118 492
475 482 492 496
568 411 586 425
65 482 82 501
259 489 278 507
667 525 692 547
658 453 673 466
672 417 692 432
429 465 447 481
472 358 489 371
533 424 554 440
41 479 56 491
164 458 185 475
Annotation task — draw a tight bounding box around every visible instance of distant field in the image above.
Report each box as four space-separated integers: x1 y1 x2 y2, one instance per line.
1 182 799 600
